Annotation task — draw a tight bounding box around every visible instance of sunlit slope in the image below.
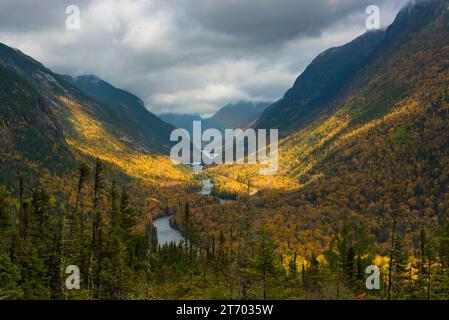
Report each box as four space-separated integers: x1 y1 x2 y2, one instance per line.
0 43 187 183
257 0 449 134
208 0 449 226
280 0 449 182
62 74 175 153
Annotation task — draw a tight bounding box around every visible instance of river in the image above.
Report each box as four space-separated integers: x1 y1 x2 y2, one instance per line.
152 216 182 246
153 163 229 246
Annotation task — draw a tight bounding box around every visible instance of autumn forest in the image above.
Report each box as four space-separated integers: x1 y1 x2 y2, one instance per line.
2 0 449 301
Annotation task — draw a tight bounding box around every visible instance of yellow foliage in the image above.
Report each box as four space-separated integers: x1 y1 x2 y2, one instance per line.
58 95 189 183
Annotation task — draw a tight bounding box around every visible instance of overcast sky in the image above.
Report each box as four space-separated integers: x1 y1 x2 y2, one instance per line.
0 0 409 116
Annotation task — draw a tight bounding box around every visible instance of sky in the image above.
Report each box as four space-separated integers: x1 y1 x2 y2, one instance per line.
0 0 410 116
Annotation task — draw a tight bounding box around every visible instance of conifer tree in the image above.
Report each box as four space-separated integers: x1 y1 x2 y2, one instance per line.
90 158 105 298
254 228 277 299
0 186 22 299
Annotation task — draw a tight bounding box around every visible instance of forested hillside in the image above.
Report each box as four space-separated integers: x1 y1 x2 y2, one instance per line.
0 42 186 185
255 30 385 134
2 0 449 301
0 41 196 299
62 74 175 153
0 63 74 186
197 0 449 299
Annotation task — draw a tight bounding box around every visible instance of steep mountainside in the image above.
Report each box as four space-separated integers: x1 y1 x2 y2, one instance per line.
256 31 385 133
0 43 185 184
0 43 174 153
0 64 74 185
278 0 449 179
205 0 449 254
257 0 449 135
62 75 175 152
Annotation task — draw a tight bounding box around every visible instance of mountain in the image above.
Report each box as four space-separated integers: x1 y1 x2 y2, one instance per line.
4 0 449 301
257 0 449 135
159 113 202 135
206 0 449 253
161 101 271 135
0 43 174 153
0 42 184 184
0 63 74 185
256 0 449 180
205 101 271 130
256 30 386 133
62 74 175 152
269 0 449 218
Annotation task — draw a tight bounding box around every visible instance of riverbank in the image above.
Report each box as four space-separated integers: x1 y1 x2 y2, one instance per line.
153 163 232 246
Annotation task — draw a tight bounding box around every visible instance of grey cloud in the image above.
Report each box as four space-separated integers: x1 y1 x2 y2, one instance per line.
187 0 401 44
0 0 91 32
0 0 409 115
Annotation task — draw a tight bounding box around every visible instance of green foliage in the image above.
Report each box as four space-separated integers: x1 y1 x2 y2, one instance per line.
392 127 409 144
0 252 22 299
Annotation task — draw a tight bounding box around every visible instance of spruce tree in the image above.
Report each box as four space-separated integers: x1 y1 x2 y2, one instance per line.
90 158 105 298
254 228 277 299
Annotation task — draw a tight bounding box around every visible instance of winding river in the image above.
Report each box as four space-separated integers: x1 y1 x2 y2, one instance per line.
152 216 182 246
153 163 228 246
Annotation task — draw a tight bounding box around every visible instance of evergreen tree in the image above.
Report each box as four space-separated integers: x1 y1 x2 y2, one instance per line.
387 218 408 299
254 228 278 299
75 163 90 214
0 186 22 299
104 180 127 299
434 223 449 298
90 158 106 298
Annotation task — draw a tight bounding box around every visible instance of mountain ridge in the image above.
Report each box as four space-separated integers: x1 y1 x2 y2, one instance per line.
255 30 386 133
0 42 186 184
62 74 176 153
161 100 271 134
256 0 449 134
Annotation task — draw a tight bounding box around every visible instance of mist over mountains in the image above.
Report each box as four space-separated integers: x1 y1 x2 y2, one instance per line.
160 101 271 134
3 0 449 301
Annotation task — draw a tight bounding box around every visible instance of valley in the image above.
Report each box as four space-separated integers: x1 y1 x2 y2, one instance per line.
153 164 230 246
2 0 449 300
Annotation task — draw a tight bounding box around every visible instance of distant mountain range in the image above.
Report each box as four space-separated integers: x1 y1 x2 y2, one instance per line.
159 113 202 135
207 101 271 130
160 101 271 134
0 39 272 186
